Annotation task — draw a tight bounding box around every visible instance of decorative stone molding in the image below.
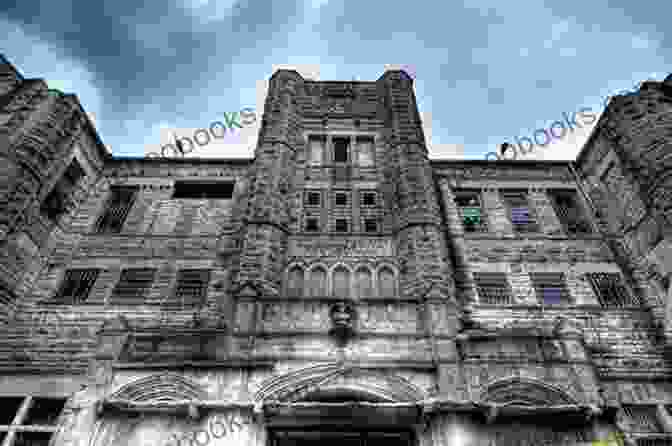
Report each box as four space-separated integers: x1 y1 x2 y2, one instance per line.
329 300 356 342
107 372 209 403
480 376 580 406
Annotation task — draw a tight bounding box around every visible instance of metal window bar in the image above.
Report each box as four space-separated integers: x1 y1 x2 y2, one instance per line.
530 273 570 305
56 269 99 304
587 273 640 308
551 191 592 234
172 269 210 308
622 406 662 433
474 272 512 305
95 186 138 233
503 192 538 233
110 268 156 305
455 193 487 233
361 191 377 207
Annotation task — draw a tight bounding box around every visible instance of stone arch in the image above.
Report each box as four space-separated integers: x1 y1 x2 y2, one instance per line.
253 363 425 404
286 264 305 297
353 264 373 299
331 263 352 298
377 264 397 297
480 376 579 406
307 264 328 297
108 373 208 403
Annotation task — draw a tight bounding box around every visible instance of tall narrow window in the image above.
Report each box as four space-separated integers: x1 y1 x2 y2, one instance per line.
309 136 325 166
357 137 375 167
287 266 304 297
333 137 349 163
95 185 139 233
109 268 156 305
169 269 210 308
378 267 396 297
308 266 327 297
355 267 373 299
54 269 99 304
41 159 86 220
332 266 351 297
530 272 570 305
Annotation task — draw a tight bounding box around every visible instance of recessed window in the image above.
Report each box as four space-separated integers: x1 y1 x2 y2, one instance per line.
586 273 640 308
305 191 321 206
530 273 570 305
455 191 486 232
502 191 537 233
549 190 592 235
40 159 85 221
364 219 378 233
335 219 348 232
333 137 349 163
474 272 512 305
95 185 139 233
335 192 348 206
0 397 24 424
305 218 319 232
55 269 99 304
168 269 210 309
109 268 157 305
361 192 377 206
172 181 234 199
23 398 67 426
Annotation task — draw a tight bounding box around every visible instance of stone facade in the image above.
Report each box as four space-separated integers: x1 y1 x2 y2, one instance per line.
0 53 670 445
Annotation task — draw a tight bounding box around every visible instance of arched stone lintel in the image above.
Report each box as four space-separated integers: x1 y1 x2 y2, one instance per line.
108 372 208 403
480 376 579 406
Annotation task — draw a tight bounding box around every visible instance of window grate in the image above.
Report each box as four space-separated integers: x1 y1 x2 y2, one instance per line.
55 269 99 304
502 192 538 233
454 191 487 232
587 272 640 308
109 268 156 305
474 272 512 304
170 269 210 308
530 273 570 305
622 405 662 433
95 186 138 233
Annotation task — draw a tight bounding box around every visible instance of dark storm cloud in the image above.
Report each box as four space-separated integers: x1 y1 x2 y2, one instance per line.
0 0 304 116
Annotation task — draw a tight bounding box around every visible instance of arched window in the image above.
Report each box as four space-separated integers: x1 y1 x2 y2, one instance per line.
332 266 351 298
378 266 396 297
354 267 373 299
287 266 304 297
307 266 327 297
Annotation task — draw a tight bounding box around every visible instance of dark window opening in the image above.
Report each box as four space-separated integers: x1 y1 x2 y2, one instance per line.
455 191 486 232
333 137 349 163
14 432 53 446
0 397 24 424
109 268 157 305
550 190 592 234
23 398 66 426
587 272 640 307
40 159 85 221
305 191 321 206
95 186 138 233
474 272 512 305
305 218 319 232
531 273 570 305
335 192 348 206
361 192 377 206
170 269 210 308
622 405 662 433
335 219 348 232
55 269 99 304
172 181 235 199
364 219 378 233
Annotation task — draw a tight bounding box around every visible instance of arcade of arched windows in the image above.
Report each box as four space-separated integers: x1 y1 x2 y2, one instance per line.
284 263 398 298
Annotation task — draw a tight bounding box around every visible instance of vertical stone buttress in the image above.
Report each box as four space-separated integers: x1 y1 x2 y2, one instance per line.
234 70 302 308
376 71 461 398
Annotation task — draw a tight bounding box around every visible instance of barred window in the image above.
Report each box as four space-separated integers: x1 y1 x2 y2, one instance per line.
361 191 377 207
95 185 138 233
304 191 321 206
109 268 156 305
55 269 99 304
454 191 487 232
474 272 512 305
0 396 66 446
170 269 210 308
40 159 85 221
622 405 662 433
530 273 570 305
549 190 592 235
502 191 538 233
586 272 641 307
335 191 348 206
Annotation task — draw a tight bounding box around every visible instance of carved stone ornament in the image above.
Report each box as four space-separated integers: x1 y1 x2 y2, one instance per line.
329 301 356 342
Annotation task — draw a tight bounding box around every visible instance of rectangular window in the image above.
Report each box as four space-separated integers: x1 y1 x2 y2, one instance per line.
0 397 24 424
0 396 66 445
474 272 512 305
172 181 234 199
454 191 487 232
304 217 319 232
335 219 348 233
40 159 85 221
304 191 321 206
361 191 377 207
54 269 99 304
586 272 640 307
356 137 375 167
335 191 348 206
95 185 139 233
109 268 156 305
14 432 53 446
502 191 538 233
170 269 210 308
621 405 662 433
364 218 378 233
530 273 570 305
308 135 325 166
333 137 349 163
23 398 66 426
549 190 592 235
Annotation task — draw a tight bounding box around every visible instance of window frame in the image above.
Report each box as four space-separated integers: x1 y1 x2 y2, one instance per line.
0 396 67 446
501 190 538 233
94 185 139 234
54 268 100 304
530 272 571 306
454 190 487 233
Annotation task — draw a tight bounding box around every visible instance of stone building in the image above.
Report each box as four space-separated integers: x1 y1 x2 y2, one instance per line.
0 53 670 446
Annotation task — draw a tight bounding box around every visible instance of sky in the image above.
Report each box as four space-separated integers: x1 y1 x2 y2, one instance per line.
1 0 669 161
